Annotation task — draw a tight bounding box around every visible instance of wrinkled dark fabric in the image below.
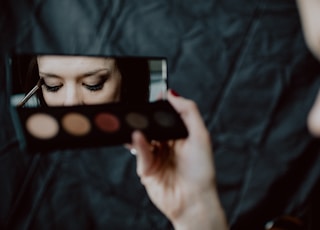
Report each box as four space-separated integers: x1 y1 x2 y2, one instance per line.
1 0 320 229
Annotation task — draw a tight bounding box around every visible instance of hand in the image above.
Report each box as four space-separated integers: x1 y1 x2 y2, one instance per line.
130 90 228 230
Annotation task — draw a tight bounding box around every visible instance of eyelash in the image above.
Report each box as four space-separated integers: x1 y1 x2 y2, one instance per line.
83 79 106 91
43 77 108 93
43 83 62 92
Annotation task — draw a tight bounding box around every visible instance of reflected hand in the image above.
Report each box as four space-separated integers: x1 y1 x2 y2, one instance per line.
131 90 228 230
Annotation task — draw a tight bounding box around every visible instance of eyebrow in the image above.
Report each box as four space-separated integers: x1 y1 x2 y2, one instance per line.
39 68 110 78
83 68 110 77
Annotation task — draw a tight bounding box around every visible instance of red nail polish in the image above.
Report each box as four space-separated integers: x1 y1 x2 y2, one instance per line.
170 89 180 97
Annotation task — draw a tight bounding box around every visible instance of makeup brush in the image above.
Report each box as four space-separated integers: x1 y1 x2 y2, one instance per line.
17 78 43 107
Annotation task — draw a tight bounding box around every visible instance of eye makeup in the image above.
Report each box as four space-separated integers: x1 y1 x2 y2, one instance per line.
26 113 59 139
42 76 108 93
83 80 105 91
16 100 188 152
62 113 91 136
94 113 120 133
125 112 149 129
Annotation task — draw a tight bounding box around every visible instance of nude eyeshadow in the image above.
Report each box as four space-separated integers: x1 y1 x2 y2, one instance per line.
62 112 91 136
26 113 59 139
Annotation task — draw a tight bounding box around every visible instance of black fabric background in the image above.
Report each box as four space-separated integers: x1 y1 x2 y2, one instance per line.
1 0 320 229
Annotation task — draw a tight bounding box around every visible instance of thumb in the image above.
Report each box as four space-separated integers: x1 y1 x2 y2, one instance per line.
167 89 209 140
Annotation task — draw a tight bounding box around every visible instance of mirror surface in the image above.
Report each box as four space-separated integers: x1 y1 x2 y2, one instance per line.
10 54 167 107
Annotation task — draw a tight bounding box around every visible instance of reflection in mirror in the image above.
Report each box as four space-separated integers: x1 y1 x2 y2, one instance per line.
8 54 189 151
10 55 167 107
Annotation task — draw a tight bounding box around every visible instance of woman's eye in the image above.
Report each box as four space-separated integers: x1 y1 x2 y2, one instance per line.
84 82 104 91
43 83 62 92
83 78 108 91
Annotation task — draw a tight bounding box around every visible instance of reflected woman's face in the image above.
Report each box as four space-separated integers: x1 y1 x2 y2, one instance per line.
37 55 122 106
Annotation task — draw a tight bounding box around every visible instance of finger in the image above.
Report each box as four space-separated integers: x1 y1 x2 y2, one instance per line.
131 130 155 177
156 91 165 100
124 143 132 150
123 143 138 155
167 90 209 139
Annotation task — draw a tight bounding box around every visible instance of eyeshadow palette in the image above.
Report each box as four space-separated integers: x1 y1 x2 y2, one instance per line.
16 100 188 152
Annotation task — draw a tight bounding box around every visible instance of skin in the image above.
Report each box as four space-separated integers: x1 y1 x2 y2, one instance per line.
296 0 320 136
37 55 122 106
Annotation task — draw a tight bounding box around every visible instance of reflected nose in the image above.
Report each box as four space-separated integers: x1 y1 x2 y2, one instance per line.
63 85 82 106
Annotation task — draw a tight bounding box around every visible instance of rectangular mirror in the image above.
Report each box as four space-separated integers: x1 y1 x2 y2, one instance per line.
7 54 187 152
10 54 168 107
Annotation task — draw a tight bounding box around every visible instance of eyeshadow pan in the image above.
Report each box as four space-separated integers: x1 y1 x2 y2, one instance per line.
154 111 175 127
62 112 91 136
26 113 59 139
95 112 120 133
125 112 149 129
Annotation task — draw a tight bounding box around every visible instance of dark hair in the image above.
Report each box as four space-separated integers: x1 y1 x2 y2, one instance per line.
16 55 150 106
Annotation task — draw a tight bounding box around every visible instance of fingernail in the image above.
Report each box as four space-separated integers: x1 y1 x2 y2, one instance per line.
170 89 180 97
